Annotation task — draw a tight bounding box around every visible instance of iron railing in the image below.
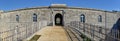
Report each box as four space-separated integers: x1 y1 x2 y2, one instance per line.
0 22 48 41
66 21 120 41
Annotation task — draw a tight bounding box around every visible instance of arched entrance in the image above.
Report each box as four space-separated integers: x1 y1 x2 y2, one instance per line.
55 13 63 26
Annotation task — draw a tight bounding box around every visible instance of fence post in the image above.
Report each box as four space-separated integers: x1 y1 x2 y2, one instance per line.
90 24 91 37
79 22 80 31
0 32 1 41
111 29 114 40
93 24 95 41
15 26 18 41
11 24 13 41
83 23 85 34
32 23 33 34
117 30 119 41
118 30 120 41
26 24 27 38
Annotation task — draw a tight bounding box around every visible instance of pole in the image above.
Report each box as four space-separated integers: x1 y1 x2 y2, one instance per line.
52 11 55 26
49 6 54 26
105 11 107 35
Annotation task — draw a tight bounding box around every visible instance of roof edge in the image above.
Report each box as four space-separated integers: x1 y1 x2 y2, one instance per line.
3 6 118 13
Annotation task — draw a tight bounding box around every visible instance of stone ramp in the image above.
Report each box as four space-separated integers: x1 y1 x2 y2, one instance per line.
25 26 69 41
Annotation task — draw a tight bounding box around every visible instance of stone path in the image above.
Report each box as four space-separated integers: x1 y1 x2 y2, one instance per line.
27 26 69 41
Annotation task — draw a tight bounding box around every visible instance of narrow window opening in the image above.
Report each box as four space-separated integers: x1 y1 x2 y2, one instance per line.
16 15 19 22
33 13 37 22
80 14 85 23
98 15 102 22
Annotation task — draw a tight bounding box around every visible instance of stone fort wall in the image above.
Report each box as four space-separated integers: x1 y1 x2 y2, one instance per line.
0 6 119 40
0 6 119 30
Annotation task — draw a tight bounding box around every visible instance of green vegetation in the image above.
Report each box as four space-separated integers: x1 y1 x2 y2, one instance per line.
29 35 41 41
80 34 92 41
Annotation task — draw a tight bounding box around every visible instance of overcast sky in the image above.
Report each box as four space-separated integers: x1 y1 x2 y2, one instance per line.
0 0 119 11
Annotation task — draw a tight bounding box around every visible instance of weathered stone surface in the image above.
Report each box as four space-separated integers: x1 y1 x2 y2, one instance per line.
0 5 119 41
0 6 119 30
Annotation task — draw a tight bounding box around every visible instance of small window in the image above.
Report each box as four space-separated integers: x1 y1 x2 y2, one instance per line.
80 14 85 23
33 13 37 22
16 15 19 22
98 15 102 22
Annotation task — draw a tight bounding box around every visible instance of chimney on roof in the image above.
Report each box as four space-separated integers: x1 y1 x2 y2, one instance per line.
50 4 67 8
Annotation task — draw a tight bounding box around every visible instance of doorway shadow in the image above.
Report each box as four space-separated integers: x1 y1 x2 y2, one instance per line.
105 18 120 41
55 13 63 26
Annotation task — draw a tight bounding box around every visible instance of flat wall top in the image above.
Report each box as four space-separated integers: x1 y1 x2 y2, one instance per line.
2 6 119 13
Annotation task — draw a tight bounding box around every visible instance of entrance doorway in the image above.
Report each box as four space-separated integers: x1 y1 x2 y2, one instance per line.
55 13 63 26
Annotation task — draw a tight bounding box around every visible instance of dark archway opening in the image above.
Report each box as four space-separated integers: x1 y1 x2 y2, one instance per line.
55 13 63 26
